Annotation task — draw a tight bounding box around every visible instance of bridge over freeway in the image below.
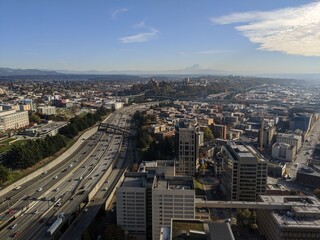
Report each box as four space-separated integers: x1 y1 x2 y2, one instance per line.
98 123 136 136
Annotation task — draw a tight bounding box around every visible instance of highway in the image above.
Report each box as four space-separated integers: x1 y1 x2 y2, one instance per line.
0 104 148 240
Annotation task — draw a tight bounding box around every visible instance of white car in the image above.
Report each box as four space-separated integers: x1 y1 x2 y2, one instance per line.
37 188 43 192
15 186 21 190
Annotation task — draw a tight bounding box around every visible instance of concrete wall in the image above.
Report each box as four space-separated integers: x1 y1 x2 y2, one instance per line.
0 126 100 197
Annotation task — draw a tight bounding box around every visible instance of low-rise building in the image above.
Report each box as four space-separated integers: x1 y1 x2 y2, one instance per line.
0 110 29 131
37 106 57 115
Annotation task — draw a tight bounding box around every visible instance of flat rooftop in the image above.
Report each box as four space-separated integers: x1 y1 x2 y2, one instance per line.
155 177 194 190
260 195 320 228
121 176 146 188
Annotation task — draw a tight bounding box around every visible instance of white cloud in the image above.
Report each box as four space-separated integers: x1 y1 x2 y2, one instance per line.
120 28 159 43
111 8 128 19
210 2 320 56
120 22 159 43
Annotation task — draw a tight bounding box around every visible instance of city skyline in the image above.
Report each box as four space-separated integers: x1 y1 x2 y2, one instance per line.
1 0 320 75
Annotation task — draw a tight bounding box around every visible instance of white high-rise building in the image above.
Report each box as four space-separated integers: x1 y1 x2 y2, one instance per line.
116 176 147 239
152 176 195 240
221 142 268 201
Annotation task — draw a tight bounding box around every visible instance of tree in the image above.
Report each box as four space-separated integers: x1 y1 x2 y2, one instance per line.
29 113 41 124
314 188 320 199
104 224 124 240
203 127 214 141
0 165 9 184
236 209 256 229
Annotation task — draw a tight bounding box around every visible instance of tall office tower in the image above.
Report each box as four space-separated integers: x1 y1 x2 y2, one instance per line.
221 141 268 201
175 119 202 176
152 176 195 240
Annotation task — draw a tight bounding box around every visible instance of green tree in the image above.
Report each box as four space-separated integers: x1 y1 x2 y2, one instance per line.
203 127 214 141
314 188 320 199
236 209 256 229
0 165 9 184
29 113 41 124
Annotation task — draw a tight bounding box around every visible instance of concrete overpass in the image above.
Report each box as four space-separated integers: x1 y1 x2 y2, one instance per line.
98 122 136 136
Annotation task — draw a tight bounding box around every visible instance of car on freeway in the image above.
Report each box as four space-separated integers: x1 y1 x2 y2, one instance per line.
37 187 43 192
10 223 17 230
15 186 21 190
34 209 39 214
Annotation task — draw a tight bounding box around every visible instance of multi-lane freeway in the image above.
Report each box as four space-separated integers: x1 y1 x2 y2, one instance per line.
0 104 149 240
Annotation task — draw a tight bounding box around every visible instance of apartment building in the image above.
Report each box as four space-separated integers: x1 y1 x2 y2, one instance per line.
37 106 57 115
221 141 268 201
175 119 202 176
257 195 320 240
0 110 29 131
152 176 195 240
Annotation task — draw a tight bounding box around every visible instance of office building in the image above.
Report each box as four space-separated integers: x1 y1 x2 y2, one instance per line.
116 175 148 240
272 143 296 162
160 219 235 240
175 119 202 176
276 133 302 154
290 113 312 132
257 195 320 240
152 176 195 240
221 142 268 201
0 110 29 131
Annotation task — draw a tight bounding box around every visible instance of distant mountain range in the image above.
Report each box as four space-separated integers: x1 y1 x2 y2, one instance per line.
0 66 319 81
0 67 60 76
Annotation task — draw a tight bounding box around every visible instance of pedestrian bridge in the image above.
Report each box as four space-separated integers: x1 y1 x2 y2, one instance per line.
195 198 320 210
98 123 136 136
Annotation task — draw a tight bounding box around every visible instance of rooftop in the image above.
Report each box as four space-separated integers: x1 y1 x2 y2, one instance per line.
260 195 320 228
121 176 146 188
154 176 194 190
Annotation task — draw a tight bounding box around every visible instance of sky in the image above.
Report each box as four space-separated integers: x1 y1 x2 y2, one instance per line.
1 0 320 75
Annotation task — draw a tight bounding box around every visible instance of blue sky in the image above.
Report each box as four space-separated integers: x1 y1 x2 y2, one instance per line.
1 0 319 74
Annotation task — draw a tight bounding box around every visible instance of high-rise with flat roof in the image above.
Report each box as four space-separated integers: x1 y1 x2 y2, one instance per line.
152 176 195 240
221 141 268 201
175 119 202 176
116 175 147 239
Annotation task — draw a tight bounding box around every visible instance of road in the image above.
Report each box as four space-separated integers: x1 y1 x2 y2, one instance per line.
0 104 148 240
287 118 320 180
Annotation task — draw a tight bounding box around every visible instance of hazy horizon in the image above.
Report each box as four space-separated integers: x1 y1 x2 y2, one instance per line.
1 0 319 75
